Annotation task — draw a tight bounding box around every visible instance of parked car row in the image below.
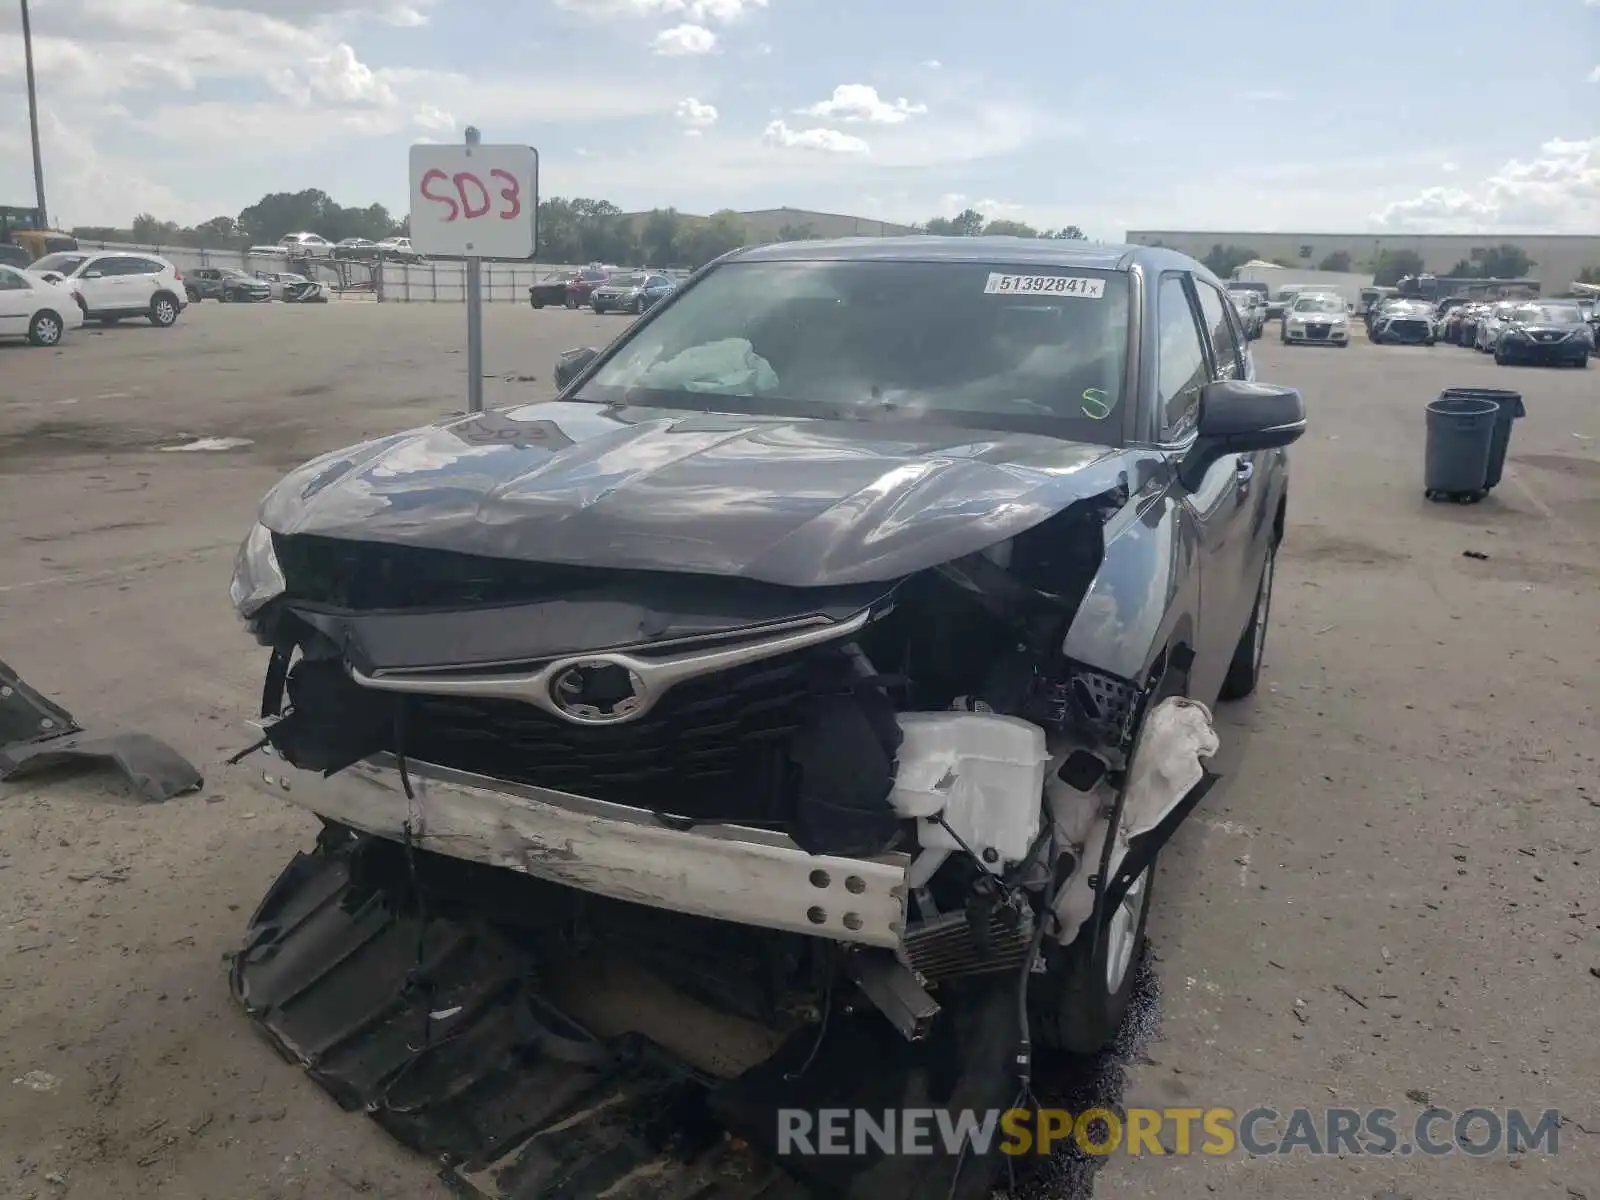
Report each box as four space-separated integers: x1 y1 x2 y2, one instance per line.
528 264 680 314
1373 294 1595 367
244 233 424 263
184 267 328 303
3 250 188 346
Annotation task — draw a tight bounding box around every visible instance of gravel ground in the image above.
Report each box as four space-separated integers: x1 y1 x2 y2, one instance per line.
0 304 1595 1200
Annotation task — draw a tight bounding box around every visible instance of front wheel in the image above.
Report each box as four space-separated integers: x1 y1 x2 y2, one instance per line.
1219 541 1275 701
28 310 64 347
1033 861 1155 1054
149 293 180 328
633 295 646 315
565 293 579 310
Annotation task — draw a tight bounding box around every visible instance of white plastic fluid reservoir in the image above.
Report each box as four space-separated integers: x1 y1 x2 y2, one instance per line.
889 712 1050 874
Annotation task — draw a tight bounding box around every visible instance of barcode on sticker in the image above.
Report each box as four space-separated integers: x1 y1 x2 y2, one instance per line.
983 273 1105 298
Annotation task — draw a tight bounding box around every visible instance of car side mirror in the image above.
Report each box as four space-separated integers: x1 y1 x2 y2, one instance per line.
1180 380 1306 491
553 346 599 390
83 269 103 279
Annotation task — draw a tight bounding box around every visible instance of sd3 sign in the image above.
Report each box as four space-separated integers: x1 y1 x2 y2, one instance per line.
408 143 539 259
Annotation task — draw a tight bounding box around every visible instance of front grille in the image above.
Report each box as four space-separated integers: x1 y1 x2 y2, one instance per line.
403 647 839 822
1306 323 1330 339
1390 319 1429 341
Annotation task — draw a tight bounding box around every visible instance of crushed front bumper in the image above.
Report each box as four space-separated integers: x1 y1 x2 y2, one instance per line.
240 741 910 948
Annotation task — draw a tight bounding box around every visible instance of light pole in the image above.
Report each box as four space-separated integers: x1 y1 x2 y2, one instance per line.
21 0 49 228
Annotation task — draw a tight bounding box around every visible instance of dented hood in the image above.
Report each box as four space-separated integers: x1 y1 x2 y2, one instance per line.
258 401 1135 588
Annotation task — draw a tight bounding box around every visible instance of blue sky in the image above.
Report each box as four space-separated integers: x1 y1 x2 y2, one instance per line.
0 0 1596 237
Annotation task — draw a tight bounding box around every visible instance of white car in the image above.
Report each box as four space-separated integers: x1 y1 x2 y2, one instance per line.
27 250 187 328
1280 292 1351 346
375 236 423 261
1226 288 1267 339
1474 300 1522 353
0 264 86 346
254 271 328 303
277 232 335 257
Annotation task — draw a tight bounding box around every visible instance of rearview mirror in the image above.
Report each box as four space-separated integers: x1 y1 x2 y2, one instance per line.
1179 380 1306 490
553 346 599 391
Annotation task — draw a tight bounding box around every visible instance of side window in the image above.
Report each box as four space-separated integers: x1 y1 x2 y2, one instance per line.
129 258 164 274
99 259 136 276
0 268 29 291
1197 283 1242 379
1156 275 1209 439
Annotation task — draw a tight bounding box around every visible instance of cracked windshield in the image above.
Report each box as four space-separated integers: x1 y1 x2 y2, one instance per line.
0 0 1595 1198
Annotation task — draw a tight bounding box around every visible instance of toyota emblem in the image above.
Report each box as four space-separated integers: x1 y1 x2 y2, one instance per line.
548 660 646 723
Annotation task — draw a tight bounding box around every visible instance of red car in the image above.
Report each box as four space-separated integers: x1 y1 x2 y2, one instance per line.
528 265 621 310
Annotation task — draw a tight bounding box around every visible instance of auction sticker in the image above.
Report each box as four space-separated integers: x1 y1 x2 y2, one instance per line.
984 273 1105 298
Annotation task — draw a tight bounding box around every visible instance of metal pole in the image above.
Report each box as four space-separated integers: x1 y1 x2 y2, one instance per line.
464 125 484 413
21 0 49 228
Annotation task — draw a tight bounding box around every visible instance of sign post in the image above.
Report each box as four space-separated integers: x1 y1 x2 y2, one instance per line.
409 132 539 414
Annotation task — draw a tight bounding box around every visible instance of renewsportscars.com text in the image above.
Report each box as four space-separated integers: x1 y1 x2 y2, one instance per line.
776 1106 1563 1158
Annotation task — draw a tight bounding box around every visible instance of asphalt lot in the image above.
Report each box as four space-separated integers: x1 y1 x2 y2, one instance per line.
1 304 1597 1200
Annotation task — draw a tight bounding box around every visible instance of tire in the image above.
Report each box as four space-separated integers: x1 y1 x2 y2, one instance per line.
149 292 180 328
1494 349 1508 366
530 299 544 310
1219 541 1276 702
1033 856 1155 1054
633 294 646 315
1577 356 1590 369
565 293 579 310
220 289 232 303
27 309 64 347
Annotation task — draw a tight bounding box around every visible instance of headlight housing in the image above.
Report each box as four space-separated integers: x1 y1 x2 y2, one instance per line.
229 522 285 618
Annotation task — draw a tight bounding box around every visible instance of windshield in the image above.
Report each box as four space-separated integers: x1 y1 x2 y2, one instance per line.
579 259 1130 439
33 252 89 274
1293 295 1345 313
612 273 648 288
1513 305 1582 324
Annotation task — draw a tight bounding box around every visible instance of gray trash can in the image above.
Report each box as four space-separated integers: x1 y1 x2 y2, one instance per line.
1438 388 1525 491
1424 394 1499 502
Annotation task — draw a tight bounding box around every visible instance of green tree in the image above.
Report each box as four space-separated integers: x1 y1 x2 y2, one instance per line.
776 222 818 241
1369 249 1426 287
1448 258 1479 278
131 212 180 244
641 208 683 267
981 218 1040 237
1478 243 1533 279
682 210 748 267
193 216 243 246
1317 251 1352 272
1577 265 1600 285
1201 243 1259 279
1042 225 1086 240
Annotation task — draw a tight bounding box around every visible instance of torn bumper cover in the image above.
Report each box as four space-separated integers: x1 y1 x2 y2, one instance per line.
240 744 910 948
0 658 203 803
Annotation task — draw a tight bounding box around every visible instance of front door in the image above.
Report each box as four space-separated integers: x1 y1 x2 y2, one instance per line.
1156 273 1253 704
0 267 33 336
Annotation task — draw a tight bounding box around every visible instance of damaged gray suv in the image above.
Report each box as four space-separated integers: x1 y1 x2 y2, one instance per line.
227 238 1303 1198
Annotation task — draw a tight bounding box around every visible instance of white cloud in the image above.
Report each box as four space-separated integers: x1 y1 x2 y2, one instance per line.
675 97 719 128
1239 89 1284 102
555 0 765 20
799 84 927 124
652 23 717 55
1371 136 1600 232
922 59 941 69
762 120 869 154
0 0 680 224
1440 161 1459 173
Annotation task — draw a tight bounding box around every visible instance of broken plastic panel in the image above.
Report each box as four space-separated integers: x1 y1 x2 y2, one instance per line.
888 711 1049 884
